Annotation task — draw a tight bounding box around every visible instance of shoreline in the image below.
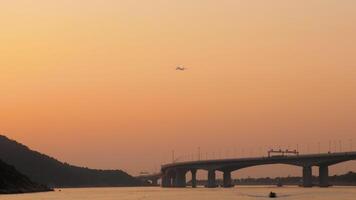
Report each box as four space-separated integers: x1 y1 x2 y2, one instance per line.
0 188 54 195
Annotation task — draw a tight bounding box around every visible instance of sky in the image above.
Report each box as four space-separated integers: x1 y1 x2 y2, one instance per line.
1 0 356 178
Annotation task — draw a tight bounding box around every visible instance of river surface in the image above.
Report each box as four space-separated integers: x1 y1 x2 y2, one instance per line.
1 186 355 200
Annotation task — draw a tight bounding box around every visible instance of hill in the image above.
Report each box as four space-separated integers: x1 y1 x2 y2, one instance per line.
0 159 52 194
0 135 141 188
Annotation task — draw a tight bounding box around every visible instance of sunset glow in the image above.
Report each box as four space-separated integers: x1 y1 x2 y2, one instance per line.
1 0 356 176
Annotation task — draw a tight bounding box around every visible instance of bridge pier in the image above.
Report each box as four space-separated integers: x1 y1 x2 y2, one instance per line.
170 174 177 187
191 169 197 188
223 170 233 188
319 165 329 187
302 166 313 187
162 171 172 187
161 175 170 187
174 169 186 187
207 169 217 188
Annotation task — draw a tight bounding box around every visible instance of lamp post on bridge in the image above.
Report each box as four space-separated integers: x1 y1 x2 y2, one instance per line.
172 150 175 163
350 139 353 151
198 147 201 161
318 142 320 154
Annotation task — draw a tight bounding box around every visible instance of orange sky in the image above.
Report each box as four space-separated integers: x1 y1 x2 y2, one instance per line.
1 0 356 177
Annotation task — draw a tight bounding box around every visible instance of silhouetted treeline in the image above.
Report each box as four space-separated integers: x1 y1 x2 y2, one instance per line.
187 172 356 186
235 176 302 185
234 172 356 186
0 135 141 188
0 159 52 194
329 171 356 185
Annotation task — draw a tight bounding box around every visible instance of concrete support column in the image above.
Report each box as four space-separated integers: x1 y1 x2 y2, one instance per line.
191 169 197 188
171 173 176 187
174 169 186 187
302 166 313 187
319 165 329 187
223 171 233 188
207 169 217 188
161 173 171 187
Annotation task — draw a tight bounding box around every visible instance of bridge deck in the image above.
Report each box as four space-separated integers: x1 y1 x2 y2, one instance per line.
161 151 356 170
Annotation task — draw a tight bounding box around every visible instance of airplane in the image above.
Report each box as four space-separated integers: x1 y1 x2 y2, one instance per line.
176 66 187 71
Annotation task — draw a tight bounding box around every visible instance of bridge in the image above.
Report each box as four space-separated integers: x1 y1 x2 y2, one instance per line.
157 151 356 188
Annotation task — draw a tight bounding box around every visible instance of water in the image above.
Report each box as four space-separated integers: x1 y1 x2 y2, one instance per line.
1 186 355 200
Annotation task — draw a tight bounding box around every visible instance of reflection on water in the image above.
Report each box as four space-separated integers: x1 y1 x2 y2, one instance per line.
1 186 356 200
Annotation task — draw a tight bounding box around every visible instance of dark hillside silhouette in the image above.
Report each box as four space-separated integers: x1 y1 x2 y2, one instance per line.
0 159 51 194
0 135 141 187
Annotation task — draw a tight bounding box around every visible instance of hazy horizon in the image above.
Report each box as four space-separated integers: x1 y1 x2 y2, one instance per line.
1 0 356 178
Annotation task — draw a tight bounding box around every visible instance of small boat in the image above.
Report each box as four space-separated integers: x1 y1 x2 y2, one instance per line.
269 192 277 198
